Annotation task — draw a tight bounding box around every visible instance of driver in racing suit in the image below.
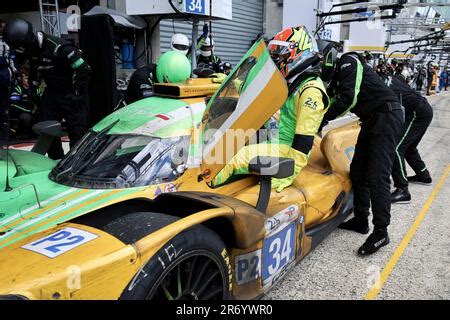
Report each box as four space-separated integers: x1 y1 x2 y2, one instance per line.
213 26 329 192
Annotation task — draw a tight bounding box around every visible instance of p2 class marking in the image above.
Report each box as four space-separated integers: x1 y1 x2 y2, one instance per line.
21 227 98 258
235 250 262 285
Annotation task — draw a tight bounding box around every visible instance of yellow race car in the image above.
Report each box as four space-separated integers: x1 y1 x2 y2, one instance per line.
0 40 360 300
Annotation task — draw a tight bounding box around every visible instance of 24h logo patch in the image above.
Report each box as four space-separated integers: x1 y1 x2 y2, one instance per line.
304 97 318 110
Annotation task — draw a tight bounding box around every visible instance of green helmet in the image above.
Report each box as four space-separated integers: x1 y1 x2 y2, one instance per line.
156 51 192 83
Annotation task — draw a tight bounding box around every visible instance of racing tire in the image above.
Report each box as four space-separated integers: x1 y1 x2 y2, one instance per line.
103 212 232 301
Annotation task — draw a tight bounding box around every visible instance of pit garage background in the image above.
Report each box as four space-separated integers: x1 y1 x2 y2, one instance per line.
160 0 265 66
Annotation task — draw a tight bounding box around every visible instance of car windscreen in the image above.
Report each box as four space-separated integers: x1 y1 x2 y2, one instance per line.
50 132 190 189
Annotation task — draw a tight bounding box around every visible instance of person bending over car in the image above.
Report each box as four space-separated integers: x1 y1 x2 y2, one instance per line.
213 26 329 193
319 42 404 256
123 64 157 105
4 18 91 160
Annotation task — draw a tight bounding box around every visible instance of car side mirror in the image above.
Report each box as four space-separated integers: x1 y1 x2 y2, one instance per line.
249 156 295 213
31 121 68 156
32 121 65 137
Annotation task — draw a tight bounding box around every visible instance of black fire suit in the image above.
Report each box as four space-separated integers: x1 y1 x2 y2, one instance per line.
124 64 157 105
323 53 404 230
380 74 434 189
31 34 91 159
197 54 222 73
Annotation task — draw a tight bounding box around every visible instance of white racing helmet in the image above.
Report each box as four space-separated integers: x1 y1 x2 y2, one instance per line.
200 37 214 57
171 33 190 55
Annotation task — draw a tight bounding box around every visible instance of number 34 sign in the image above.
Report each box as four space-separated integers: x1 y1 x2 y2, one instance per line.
22 227 98 258
185 0 206 15
262 222 296 286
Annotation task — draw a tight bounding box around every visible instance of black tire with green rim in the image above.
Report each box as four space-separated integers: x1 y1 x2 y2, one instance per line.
103 212 233 301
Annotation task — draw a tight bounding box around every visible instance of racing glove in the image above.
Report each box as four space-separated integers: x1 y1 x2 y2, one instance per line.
210 73 227 84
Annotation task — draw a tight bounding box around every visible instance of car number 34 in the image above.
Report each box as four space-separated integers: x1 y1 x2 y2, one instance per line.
262 222 296 285
186 0 205 14
22 227 98 258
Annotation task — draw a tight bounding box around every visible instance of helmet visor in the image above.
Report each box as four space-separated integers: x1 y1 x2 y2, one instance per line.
268 40 315 68
173 44 190 52
201 45 213 52
268 40 292 60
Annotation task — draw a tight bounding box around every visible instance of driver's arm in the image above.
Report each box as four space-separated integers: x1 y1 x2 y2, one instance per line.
293 87 327 169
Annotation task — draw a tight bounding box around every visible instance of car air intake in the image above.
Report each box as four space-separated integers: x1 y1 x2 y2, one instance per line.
153 79 221 98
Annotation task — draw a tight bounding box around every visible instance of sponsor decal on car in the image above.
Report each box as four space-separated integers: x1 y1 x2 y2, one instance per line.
264 205 299 237
22 227 98 258
298 215 305 258
156 114 171 121
157 243 184 271
264 260 295 291
262 205 299 289
345 146 355 161
132 102 206 137
164 183 178 193
262 222 296 290
154 186 163 197
221 249 233 291
235 250 262 285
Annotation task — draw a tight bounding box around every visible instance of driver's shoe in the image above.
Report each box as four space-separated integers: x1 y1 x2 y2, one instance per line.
339 217 370 235
358 228 390 256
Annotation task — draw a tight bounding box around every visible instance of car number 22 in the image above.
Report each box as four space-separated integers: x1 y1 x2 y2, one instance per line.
262 222 296 285
22 227 98 258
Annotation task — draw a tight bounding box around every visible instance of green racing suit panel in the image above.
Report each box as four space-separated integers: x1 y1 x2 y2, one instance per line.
213 77 329 191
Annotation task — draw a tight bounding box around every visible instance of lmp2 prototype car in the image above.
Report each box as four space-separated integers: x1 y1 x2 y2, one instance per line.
0 40 360 300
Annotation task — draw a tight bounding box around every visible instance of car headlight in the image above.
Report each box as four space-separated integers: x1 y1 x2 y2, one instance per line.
0 295 29 300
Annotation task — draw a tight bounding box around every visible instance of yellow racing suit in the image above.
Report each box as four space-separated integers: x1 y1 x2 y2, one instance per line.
213 76 330 192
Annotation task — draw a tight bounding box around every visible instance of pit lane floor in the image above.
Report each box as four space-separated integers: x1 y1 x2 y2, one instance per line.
267 92 450 300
